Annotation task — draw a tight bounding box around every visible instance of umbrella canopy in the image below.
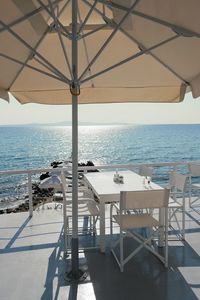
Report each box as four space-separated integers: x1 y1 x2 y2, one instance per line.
1 0 200 105
1 0 200 280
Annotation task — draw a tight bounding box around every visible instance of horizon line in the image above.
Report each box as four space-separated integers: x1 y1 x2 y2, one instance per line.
0 122 200 127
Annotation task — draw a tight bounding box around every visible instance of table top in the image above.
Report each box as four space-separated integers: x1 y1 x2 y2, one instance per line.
84 170 163 202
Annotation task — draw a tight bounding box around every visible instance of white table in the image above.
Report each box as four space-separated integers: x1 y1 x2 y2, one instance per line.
84 170 163 252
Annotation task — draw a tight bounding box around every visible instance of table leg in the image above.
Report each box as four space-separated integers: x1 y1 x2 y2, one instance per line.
158 207 164 247
99 201 105 252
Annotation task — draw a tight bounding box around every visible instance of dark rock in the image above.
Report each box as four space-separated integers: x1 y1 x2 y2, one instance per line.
40 172 50 180
86 160 94 166
51 161 62 168
77 160 99 173
86 160 99 172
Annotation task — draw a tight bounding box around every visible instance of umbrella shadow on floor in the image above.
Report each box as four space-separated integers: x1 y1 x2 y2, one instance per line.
40 229 200 300
41 227 67 300
83 237 200 300
40 227 92 300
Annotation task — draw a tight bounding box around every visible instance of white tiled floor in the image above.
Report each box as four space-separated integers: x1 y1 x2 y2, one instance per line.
0 201 200 300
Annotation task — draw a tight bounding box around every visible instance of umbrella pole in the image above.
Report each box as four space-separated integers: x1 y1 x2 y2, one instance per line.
71 93 79 277
65 0 87 282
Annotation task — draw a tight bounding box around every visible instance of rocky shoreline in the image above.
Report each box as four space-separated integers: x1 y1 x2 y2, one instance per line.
0 159 98 215
0 183 55 214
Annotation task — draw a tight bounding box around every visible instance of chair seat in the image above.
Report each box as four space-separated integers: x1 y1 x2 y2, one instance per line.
113 213 159 230
66 199 99 217
53 191 84 200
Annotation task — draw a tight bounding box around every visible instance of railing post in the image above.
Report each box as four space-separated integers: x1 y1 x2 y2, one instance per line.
188 171 192 207
28 173 33 217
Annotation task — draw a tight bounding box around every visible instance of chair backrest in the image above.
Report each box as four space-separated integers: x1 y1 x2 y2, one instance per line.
120 189 169 210
139 165 153 178
188 163 200 177
169 171 187 192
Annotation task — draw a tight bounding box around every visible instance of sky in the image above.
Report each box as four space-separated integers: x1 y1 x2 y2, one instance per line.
0 92 199 125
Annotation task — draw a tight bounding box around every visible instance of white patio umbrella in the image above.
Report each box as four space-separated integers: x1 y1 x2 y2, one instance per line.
1 0 200 280
39 174 62 189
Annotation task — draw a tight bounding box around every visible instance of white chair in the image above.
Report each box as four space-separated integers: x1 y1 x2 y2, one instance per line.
53 175 93 207
53 187 93 207
60 172 100 252
110 166 154 234
188 163 200 207
168 171 187 240
111 189 169 272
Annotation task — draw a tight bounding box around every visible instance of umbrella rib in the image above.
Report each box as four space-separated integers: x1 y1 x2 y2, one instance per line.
119 27 187 84
100 0 200 39
56 0 71 19
81 0 114 39
81 23 109 39
47 0 73 78
0 53 68 85
80 0 113 39
81 34 180 84
83 0 107 19
8 27 50 90
77 5 95 87
78 0 141 82
0 20 70 85
83 2 186 83
78 0 99 34
0 0 64 35
132 9 200 39
37 0 72 39
80 0 113 38
82 0 108 18
33 55 68 80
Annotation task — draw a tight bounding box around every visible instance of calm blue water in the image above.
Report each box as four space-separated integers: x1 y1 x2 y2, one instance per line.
0 124 200 206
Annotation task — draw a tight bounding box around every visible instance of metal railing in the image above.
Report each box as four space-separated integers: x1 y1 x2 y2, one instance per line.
0 160 199 217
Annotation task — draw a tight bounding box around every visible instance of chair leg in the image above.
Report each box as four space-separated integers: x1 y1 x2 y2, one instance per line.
189 195 192 208
172 209 181 235
165 208 168 267
169 207 185 240
182 197 185 240
92 215 96 235
112 226 168 272
110 204 113 235
110 221 113 236
164 233 168 268
182 211 185 240
168 208 172 226
189 195 200 208
66 218 70 249
120 231 124 272
89 215 92 233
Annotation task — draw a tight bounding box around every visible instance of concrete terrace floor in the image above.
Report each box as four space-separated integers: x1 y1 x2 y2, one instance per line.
0 202 200 300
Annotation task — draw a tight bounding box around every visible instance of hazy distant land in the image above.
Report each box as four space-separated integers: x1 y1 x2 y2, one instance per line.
0 121 131 127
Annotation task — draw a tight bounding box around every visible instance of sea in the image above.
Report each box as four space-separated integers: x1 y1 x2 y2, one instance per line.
0 124 200 210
